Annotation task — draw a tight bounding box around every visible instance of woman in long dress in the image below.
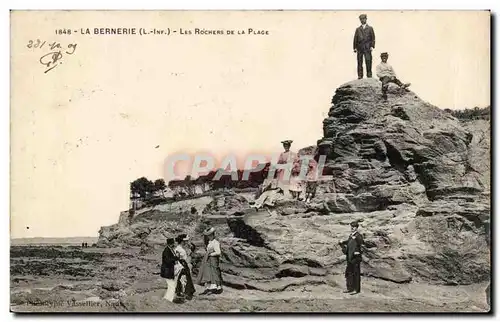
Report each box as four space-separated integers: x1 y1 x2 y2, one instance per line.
196 234 211 287
277 140 303 200
174 234 196 300
196 227 223 294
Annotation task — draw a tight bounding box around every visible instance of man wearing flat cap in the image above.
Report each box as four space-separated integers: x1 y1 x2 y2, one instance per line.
339 221 364 294
376 52 411 100
353 14 376 79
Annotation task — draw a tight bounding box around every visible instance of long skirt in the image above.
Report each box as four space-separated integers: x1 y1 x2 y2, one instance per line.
208 256 223 285
196 254 222 286
178 263 195 297
196 253 211 285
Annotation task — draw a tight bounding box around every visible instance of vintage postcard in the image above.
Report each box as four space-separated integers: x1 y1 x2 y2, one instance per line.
10 10 491 313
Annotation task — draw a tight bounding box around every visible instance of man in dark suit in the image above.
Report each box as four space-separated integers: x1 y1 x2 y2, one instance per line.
161 238 182 302
161 238 177 277
339 221 364 294
353 14 376 79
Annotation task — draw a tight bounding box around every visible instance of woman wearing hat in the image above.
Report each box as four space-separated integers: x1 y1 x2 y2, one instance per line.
277 140 301 199
197 227 223 294
174 234 196 300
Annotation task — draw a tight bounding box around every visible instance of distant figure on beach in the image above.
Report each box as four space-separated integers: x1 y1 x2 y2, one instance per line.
353 14 375 79
376 52 411 100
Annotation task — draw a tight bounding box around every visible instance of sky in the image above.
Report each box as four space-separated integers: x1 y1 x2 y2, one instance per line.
10 11 490 238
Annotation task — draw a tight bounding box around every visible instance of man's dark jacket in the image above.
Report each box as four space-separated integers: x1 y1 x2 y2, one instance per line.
160 246 178 279
353 25 375 51
341 231 364 263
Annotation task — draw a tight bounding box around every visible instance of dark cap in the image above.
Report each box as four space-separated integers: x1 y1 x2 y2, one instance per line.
281 140 293 145
380 52 389 57
359 14 367 19
350 221 359 228
166 238 175 245
175 234 187 244
318 140 332 147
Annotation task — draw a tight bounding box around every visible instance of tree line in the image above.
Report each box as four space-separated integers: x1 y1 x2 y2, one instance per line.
444 106 490 121
167 163 270 197
130 177 166 199
130 163 270 201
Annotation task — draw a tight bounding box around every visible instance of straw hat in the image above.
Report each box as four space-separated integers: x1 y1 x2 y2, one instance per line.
203 227 215 236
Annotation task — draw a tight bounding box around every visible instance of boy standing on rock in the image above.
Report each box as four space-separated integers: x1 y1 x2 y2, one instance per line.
376 52 411 100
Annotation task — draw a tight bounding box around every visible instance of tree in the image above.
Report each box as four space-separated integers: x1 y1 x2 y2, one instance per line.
154 179 166 196
184 175 195 196
130 177 155 199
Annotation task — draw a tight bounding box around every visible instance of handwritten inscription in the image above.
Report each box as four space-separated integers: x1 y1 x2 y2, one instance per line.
27 39 77 73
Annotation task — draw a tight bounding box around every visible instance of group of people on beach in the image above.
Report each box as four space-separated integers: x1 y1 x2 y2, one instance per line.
160 227 223 303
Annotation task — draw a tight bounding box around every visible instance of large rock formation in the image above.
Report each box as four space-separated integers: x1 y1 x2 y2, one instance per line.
97 78 490 291
318 79 486 210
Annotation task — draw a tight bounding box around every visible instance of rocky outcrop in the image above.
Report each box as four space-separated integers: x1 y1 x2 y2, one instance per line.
460 120 490 194
202 191 253 216
319 79 485 211
97 196 214 248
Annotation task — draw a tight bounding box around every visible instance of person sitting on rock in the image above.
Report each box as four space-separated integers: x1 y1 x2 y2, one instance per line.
251 177 284 209
376 52 411 100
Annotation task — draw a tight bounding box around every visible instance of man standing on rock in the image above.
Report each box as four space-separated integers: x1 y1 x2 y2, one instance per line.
376 52 411 100
353 14 375 79
340 221 364 295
